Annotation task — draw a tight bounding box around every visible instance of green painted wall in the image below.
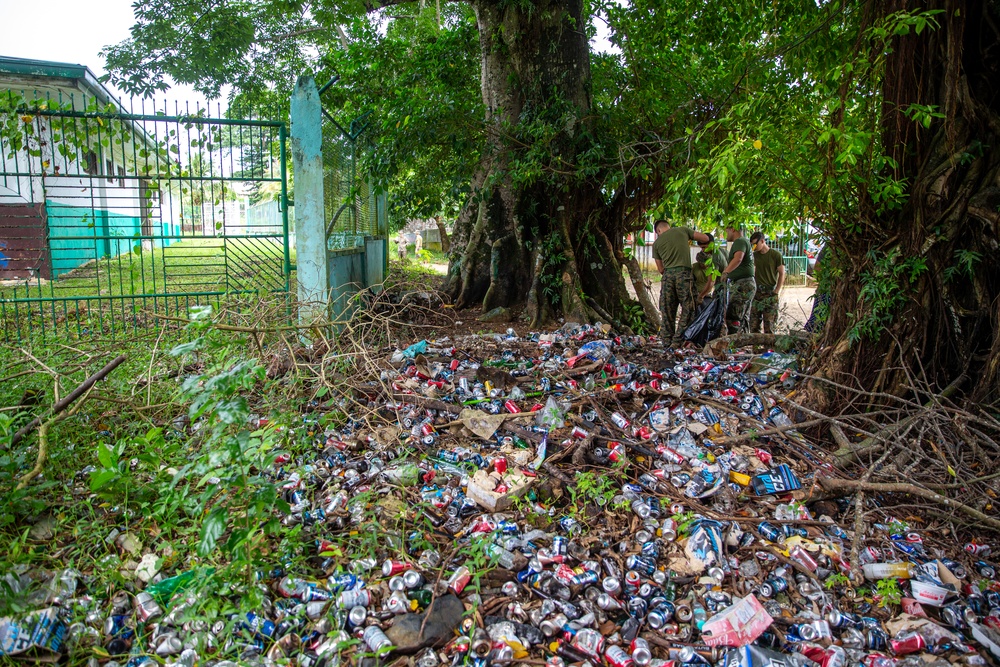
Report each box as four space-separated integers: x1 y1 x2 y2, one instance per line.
44 202 152 277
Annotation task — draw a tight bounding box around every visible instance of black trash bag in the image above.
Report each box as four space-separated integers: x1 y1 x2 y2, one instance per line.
683 284 729 346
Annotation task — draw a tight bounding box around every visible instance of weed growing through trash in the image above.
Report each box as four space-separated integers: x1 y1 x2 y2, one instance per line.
823 572 850 589
874 578 902 608
570 470 617 510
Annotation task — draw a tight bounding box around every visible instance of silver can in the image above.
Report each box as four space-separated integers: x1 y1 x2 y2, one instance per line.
362 625 394 653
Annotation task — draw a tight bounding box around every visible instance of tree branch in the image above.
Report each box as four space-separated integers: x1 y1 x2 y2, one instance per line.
9 355 126 449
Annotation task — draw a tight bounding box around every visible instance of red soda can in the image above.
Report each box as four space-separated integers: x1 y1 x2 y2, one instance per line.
449 359 460 371
427 379 445 388
447 566 471 594
382 559 413 577
789 545 818 572
965 543 991 556
571 426 590 439
636 425 654 440
655 446 685 465
608 442 626 463
755 448 773 465
566 379 579 390
420 422 436 436
889 632 926 655
493 457 508 474
504 400 520 414
611 412 631 429
624 570 641 595
650 379 662 391
554 564 577 585
859 546 880 564
470 517 496 533
605 645 635 667
529 403 545 412
650 371 663 379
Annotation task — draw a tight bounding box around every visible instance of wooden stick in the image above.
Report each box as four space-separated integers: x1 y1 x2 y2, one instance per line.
817 476 1000 532
9 355 126 449
706 417 828 445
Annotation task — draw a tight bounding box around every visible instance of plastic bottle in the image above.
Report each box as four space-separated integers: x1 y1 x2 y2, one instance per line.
144 568 214 605
381 463 421 486
486 543 519 570
861 562 914 580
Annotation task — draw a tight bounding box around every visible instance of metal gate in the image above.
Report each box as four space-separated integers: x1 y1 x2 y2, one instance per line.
0 91 291 342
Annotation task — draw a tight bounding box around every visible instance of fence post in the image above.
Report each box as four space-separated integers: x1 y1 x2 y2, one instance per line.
290 74 328 323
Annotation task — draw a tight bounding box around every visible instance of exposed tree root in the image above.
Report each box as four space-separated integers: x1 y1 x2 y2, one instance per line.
817 476 1000 533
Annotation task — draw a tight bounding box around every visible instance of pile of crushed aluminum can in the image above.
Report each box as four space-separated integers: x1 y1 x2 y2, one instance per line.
4 324 1000 667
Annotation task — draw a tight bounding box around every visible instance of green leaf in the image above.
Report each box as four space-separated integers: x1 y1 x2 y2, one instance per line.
170 339 203 356
90 469 119 492
198 507 227 556
97 443 116 468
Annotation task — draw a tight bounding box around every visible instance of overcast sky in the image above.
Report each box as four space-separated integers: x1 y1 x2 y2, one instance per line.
1 0 617 110
1 0 214 109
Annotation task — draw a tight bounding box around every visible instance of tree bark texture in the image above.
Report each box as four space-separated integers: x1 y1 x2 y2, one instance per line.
444 0 632 326
812 0 1000 407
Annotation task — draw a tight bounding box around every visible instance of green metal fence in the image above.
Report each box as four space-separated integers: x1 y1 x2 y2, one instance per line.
322 123 384 250
0 91 291 342
771 223 810 279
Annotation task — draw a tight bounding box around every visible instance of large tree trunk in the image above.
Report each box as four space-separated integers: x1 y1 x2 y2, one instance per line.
434 216 450 253
443 0 632 326
809 0 1000 408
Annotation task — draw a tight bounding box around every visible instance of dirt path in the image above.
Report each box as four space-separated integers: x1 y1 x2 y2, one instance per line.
629 279 816 332
414 259 817 330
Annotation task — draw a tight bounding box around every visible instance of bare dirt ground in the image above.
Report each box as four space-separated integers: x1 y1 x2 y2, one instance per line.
633 279 816 332
422 258 816 331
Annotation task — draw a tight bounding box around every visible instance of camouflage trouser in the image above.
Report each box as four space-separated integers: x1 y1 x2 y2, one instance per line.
659 267 695 346
725 276 757 334
750 285 778 334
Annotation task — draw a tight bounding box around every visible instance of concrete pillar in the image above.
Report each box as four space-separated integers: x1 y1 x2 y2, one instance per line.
290 75 328 322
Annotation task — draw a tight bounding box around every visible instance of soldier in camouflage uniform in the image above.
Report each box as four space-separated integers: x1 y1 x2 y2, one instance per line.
651 219 714 346
719 225 757 333
748 232 786 334
659 267 694 343
727 275 757 332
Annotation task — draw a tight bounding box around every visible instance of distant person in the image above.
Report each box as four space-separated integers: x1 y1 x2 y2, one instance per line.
414 232 423 257
748 232 785 334
719 224 756 333
652 219 713 347
694 239 728 303
692 251 711 307
397 234 407 261
805 245 830 333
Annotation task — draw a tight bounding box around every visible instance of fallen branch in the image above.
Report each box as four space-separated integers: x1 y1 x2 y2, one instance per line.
16 383 97 490
9 355 126 449
701 332 807 359
706 417 828 445
817 476 1000 533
